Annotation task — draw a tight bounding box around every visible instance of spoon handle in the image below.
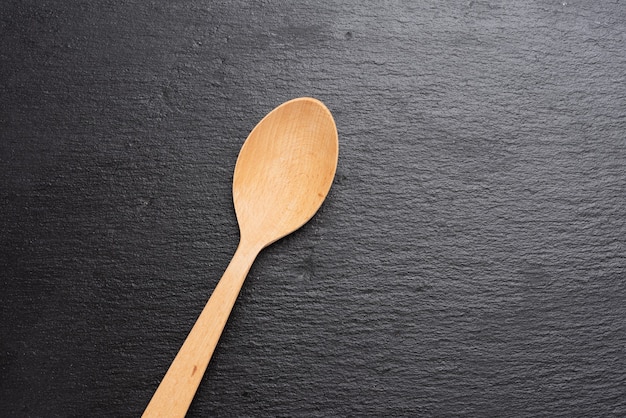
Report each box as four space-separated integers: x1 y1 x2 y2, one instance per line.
142 241 259 418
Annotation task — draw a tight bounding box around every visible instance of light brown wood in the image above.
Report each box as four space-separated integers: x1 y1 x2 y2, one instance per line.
142 97 338 418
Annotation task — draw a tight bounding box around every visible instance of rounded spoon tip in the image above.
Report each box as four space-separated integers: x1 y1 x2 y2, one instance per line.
233 96 339 249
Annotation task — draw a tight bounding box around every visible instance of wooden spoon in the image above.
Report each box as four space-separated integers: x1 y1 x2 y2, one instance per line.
143 97 339 417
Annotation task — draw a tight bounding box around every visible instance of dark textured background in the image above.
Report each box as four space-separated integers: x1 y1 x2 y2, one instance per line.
1 1 625 416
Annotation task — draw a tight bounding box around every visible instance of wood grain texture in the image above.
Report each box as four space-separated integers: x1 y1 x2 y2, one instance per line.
1 1 625 417
143 97 338 417
142 241 258 418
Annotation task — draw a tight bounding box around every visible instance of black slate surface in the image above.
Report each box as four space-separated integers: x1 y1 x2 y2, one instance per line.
2 1 625 416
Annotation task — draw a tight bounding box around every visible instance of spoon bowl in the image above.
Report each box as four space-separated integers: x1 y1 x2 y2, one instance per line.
234 98 338 249
143 97 338 417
